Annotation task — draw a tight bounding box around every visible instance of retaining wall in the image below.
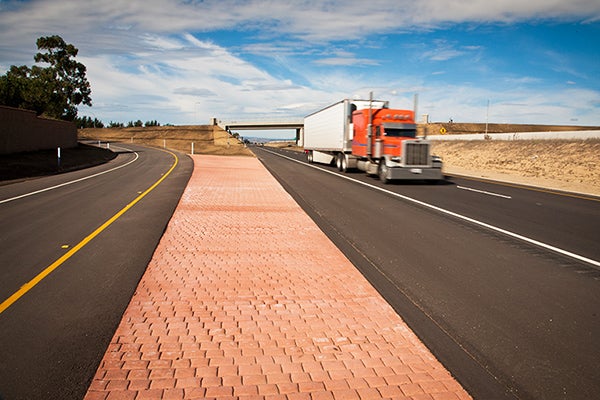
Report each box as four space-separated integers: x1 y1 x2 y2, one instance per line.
427 130 600 141
0 106 77 154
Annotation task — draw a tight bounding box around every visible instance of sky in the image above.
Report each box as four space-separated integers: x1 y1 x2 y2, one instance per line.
1 0 599 138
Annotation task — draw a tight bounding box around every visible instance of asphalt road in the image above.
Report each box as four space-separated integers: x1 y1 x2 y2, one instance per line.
253 146 600 400
0 143 193 400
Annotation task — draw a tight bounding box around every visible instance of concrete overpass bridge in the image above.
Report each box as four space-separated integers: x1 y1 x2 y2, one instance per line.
215 118 304 141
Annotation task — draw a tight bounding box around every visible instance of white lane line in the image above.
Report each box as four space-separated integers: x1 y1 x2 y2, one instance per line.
0 144 138 205
457 185 512 199
261 148 600 269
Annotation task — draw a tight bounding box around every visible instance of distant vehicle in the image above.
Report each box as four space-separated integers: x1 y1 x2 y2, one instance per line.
303 97 443 183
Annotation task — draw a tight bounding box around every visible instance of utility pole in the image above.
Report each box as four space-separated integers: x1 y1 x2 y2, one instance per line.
485 99 490 136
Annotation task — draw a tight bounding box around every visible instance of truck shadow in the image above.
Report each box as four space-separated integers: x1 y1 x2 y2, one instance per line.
365 173 456 186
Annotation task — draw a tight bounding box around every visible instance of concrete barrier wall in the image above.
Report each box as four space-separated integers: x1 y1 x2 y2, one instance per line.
0 106 77 154
427 130 600 141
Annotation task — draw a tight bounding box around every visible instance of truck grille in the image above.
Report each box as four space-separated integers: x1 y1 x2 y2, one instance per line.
404 142 429 166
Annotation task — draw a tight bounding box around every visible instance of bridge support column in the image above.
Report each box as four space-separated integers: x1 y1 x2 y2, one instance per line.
296 127 303 147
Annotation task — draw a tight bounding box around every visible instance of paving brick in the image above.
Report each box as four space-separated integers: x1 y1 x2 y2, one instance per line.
401 383 426 397
106 381 129 392
204 385 233 397
134 388 164 399
127 379 150 390
174 376 200 389
103 369 128 381
287 393 312 400
298 381 326 392
357 387 382 399
84 155 471 400
105 391 136 400
149 378 176 390
183 387 206 398
233 384 259 396
311 392 335 400
87 379 108 391
257 383 279 396
377 385 406 398
123 360 149 370
329 389 360 400
162 388 185 400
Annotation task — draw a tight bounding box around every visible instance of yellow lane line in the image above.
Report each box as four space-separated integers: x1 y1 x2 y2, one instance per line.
0 149 179 315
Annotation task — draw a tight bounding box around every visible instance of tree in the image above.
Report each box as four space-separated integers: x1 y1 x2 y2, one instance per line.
0 35 91 121
75 116 104 128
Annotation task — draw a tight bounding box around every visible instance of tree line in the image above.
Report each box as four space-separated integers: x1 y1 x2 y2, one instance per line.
75 117 162 129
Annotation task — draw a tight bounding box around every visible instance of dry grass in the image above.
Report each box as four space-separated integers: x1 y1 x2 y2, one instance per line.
421 123 600 136
431 139 600 196
79 125 254 157
264 141 304 152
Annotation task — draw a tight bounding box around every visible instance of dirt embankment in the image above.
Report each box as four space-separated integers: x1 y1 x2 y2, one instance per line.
79 125 254 157
431 140 600 196
421 123 600 136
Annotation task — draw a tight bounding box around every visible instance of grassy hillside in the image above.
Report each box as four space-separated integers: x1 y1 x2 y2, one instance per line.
79 125 254 157
431 139 600 196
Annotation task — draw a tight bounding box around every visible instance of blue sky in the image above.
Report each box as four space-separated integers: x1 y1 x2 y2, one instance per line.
1 0 599 138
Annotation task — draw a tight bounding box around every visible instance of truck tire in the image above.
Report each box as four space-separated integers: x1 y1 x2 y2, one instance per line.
378 159 390 184
307 151 313 163
340 155 348 172
336 153 344 171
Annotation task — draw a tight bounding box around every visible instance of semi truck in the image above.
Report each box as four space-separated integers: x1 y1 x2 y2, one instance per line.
303 98 443 183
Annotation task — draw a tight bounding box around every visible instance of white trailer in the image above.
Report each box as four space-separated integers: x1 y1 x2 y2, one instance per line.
304 99 388 165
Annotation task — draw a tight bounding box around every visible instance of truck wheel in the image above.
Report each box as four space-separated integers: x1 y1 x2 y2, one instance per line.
307 151 313 163
336 153 344 171
341 155 348 172
378 160 390 183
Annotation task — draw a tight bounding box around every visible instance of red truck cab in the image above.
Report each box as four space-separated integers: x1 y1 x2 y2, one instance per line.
351 108 417 158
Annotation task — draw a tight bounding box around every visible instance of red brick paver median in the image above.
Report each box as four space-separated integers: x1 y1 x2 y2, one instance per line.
85 154 471 400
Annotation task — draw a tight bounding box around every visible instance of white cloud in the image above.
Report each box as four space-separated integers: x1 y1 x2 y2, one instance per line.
173 87 217 96
503 77 543 84
74 33 338 125
313 57 379 66
416 84 600 125
2 1 599 50
420 40 481 62
1 0 599 131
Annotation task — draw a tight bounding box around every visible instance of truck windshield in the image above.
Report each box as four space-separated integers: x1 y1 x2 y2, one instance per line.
384 126 417 138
